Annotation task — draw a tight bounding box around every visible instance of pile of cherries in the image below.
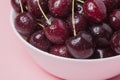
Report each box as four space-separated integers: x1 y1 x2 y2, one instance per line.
11 0 120 59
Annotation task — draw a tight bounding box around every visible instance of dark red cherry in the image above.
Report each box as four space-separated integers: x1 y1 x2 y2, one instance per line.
111 31 120 54
15 12 36 36
67 13 87 34
75 2 83 14
22 0 27 5
27 0 48 18
66 31 94 59
45 18 69 44
90 48 117 59
102 0 112 11
50 45 71 57
83 0 106 23
11 0 27 13
114 0 120 9
29 30 52 51
109 10 120 30
90 23 113 48
102 0 119 12
48 0 72 18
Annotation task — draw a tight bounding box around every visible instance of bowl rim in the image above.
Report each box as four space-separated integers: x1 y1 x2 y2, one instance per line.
10 9 120 62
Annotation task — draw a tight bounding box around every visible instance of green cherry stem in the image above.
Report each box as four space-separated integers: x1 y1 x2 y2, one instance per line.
37 23 45 29
37 0 51 25
19 0 24 13
72 0 77 36
76 0 84 3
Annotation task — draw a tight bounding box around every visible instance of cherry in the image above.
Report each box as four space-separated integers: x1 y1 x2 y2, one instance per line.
109 10 120 30
90 23 113 48
11 0 27 13
22 0 27 5
15 12 36 36
83 0 106 23
28 30 52 51
27 0 48 18
102 0 119 12
111 31 120 54
75 2 83 14
50 45 71 57
90 48 117 59
11 0 120 59
45 18 69 44
48 0 72 18
114 0 120 9
67 13 87 34
66 31 94 59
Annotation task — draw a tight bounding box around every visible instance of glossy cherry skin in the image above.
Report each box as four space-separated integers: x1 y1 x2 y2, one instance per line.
75 2 83 14
45 18 69 44
11 0 27 13
83 0 106 23
48 0 72 18
90 48 117 59
27 0 48 18
67 13 87 34
15 12 36 36
28 30 52 51
111 31 120 54
90 23 113 48
109 10 120 30
66 31 94 59
50 45 71 57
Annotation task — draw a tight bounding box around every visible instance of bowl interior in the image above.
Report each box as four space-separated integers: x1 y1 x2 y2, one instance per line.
10 9 120 62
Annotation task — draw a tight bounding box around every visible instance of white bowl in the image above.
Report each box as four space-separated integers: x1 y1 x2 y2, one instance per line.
10 9 120 80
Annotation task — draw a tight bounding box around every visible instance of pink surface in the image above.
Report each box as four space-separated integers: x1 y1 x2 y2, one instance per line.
0 1 59 80
0 1 119 80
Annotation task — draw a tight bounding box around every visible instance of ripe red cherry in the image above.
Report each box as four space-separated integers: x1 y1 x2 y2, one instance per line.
102 0 119 12
50 45 71 57
83 0 106 23
28 30 52 51
102 0 113 11
66 31 94 59
75 2 83 14
11 0 27 13
90 48 117 59
90 23 113 48
109 10 120 30
27 0 48 18
67 13 87 34
15 12 36 36
48 0 72 18
45 18 69 44
111 31 120 54
113 0 120 9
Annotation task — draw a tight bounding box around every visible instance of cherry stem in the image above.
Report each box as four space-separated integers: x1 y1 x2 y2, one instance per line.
19 0 24 13
72 0 77 36
37 23 45 29
37 0 51 25
76 0 84 3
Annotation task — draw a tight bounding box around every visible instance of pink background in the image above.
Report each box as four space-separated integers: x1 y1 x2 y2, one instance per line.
0 1 59 80
0 1 119 80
